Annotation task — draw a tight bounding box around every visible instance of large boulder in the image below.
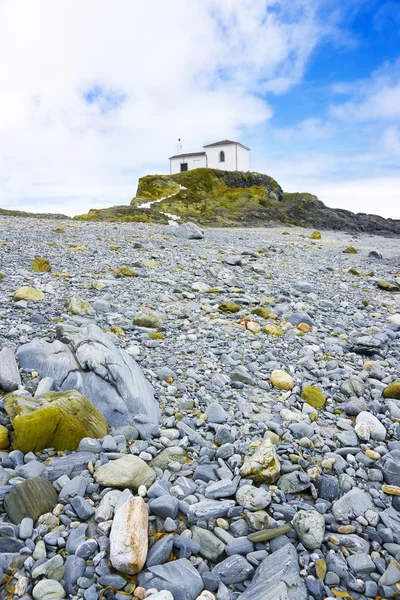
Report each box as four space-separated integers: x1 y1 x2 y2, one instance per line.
16 322 160 427
5 390 107 452
4 477 58 524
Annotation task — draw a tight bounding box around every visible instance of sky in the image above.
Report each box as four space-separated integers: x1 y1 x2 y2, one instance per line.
0 0 399 218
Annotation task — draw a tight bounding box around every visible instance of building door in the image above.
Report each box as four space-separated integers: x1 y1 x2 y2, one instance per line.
180 163 188 172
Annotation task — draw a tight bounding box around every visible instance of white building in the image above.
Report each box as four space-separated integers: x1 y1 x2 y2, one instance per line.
169 139 250 174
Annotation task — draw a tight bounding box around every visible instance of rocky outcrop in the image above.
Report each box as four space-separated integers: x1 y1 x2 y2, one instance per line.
72 168 400 234
16 322 160 427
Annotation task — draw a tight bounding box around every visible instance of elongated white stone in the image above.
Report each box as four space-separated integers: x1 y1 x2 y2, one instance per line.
110 496 148 575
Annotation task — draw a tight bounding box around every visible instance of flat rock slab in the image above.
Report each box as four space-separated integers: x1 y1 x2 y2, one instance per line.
4 476 58 524
17 322 160 427
237 543 307 600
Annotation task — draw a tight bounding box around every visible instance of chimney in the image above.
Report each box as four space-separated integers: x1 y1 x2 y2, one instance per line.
175 138 183 155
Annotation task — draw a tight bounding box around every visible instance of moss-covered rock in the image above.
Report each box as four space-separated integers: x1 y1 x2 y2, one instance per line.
252 307 278 320
133 312 162 329
219 301 240 314
377 280 400 292
68 245 87 252
13 286 45 302
114 266 138 278
384 380 400 400
0 425 9 449
263 324 284 337
310 230 321 240
343 247 358 254
67 296 94 315
5 390 107 452
302 386 325 409
149 332 165 340
0 272 4 280
32 257 52 273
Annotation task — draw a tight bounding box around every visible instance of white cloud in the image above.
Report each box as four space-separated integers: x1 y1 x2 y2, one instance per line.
0 0 332 216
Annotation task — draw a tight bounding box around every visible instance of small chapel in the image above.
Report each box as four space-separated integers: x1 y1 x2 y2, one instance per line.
169 139 250 174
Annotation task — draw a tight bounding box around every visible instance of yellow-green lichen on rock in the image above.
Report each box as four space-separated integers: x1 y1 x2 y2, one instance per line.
252 307 278 320
384 380 400 400
114 266 138 278
0 425 9 449
32 257 52 273
5 390 107 453
133 312 162 329
263 324 284 337
343 247 358 254
310 231 321 240
377 280 400 292
0 272 4 280
302 385 326 409
67 296 94 315
13 286 45 302
240 438 281 484
219 301 240 314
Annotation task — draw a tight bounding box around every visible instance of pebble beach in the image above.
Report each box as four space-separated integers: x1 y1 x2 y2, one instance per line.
0 217 400 600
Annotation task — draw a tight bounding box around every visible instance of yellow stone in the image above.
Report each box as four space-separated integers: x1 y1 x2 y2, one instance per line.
366 449 380 460
13 287 45 302
338 525 356 534
270 369 294 391
0 425 9 449
92 280 106 290
263 324 284 337
363 360 380 372
114 266 137 278
252 307 278 320
301 386 325 409
105 327 125 337
5 390 107 453
310 231 322 240
315 558 327 580
67 297 94 315
382 484 400 496
68 246 87 252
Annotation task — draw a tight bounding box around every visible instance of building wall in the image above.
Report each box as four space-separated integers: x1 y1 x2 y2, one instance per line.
236 145 250 171
206 144 238 171
170 155 207 174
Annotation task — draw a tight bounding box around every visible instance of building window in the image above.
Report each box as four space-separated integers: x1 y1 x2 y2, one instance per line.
180 163 188 172
219 150 225 163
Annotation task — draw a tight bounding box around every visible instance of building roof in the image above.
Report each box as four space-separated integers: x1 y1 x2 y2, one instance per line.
169 151 206 160
203 139 251 151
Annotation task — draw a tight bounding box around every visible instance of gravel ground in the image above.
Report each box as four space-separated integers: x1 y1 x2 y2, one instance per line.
0 218 399 600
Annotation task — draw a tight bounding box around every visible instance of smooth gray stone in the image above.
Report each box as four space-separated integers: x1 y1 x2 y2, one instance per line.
177 421 213 448
34 376 55 396
347 553 375 574
98 574 127 589
212 554 254 584
16 322 160 427
111 426 138 441
288 312 314 327
75 539 98 559
205 478 239 499
191 526 226 562
277 472 311 494
46 453 97 482
78 438 103 453
341 378 364 398
225 537 254 556
141 557 204 600
205 402 230 424
173 535 201 558
378 450 400 486
173 222 204 240
70 496 94 521
84 584 98 600
332 488 373 521
147 480 172 499
146 536 174 567
0 485 12 502
380 506 400 537
149 496 179 520
15 460 45 479
65 524 87 554
0 538 25 552
237 543 307 599
132 414 160 441
187 500 235 524
379 560 400 586
0 347 21 392
19 517 33 540
59 475 88 501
